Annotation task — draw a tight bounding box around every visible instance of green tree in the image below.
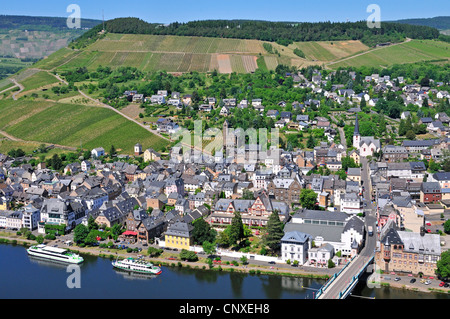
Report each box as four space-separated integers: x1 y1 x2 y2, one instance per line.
444 220 450 234
51 154 63 170
109 145 116 157
202 241 216 256
263 211 285 254
87 215 98 231
299 188 318 209
436 250 450 280
179 249 199 262
306 134 315 149
228 211 245 247
73 223 89 244
192 218 217 245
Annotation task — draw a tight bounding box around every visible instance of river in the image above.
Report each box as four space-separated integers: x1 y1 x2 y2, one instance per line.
1 243 448 300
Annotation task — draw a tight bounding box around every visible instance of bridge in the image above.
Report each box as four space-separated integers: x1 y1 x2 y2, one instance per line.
315 157 378 299
315 254 374 299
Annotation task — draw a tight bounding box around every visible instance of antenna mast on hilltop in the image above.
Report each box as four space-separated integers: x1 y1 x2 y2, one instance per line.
102 10 105 31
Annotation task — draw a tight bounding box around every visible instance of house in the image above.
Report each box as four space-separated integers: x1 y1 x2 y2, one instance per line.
308 243 335 267
346 167 361 184
280 112 292 123
267 178 302 206
81 161 91 172
91 147 105 158
219 105 230 117
164 220 194 250
281 231 312 264
382 145 408 163
132 94 144 103
429 172 450 189
284 209 365 258
375 226 441 276
143 148 161 162
199 104 213 112
267 109 279 119
149 95 166 105
420 182 441 204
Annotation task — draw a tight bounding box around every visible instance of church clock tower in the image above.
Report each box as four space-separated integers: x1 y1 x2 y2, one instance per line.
353 114 361 149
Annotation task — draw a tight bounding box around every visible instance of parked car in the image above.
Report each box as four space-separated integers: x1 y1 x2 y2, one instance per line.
439 282 445 287
394 277 401 281
426 222 431 226
424 280 431 285
410 278 416 283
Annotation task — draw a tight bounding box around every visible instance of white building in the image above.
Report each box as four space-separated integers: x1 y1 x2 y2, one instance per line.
281 231 312 265
308 243 334 266
340 192 362 215
284 209 366 258
353 115 380 157
21 204 40 231
91 147 105 158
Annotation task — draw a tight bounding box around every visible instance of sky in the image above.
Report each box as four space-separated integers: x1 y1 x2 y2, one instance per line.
1 0 449 24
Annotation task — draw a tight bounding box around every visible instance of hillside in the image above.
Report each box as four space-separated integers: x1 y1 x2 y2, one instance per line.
392 16 450 31
0 15 102 80
31 31 450 74
90 17 441 48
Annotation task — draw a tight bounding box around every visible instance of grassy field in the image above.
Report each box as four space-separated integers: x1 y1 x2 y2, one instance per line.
328 39 450 69
291 40 369 62
34 33 303 73
0 99 169 154
19 71 59 91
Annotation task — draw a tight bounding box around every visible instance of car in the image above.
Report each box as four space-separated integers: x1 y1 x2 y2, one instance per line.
426 222 431 226
410 278 416 283
424 280 431 285
445 283 449 288
439 282 445 287
394 277 401 281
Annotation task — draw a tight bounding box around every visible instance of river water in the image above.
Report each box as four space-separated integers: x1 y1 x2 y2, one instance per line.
0 243 448 300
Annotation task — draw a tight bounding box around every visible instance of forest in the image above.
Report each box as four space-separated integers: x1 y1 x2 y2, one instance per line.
78 17 445 48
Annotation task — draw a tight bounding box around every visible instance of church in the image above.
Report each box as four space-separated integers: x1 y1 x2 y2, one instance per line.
353 114 381 157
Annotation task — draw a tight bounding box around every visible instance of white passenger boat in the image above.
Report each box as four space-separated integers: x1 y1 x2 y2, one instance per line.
112 257 162 275
27 244 84 264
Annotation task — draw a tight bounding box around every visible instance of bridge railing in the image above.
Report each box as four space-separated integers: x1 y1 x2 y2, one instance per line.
315 255 357 299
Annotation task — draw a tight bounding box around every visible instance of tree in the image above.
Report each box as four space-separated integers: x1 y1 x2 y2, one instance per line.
299 188 318 209
306 134 315 149
263 211 284 254
405 130 416 140
444 220 450 234
179 249 198 262
228 211 245 247
73 223 89 244
51 154 63 170
87 216 98 231
202 241 216 256
192 218 216 245
109 145 116 157
436 250 450 280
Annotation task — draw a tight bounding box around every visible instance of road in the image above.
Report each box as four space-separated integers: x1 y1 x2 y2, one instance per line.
318 156 377 299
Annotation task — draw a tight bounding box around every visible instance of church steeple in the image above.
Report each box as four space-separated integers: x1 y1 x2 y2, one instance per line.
353 114 361 149
354 114 360 136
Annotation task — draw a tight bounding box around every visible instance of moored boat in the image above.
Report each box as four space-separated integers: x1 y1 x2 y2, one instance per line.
27 244 84 264
112 257 162 275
